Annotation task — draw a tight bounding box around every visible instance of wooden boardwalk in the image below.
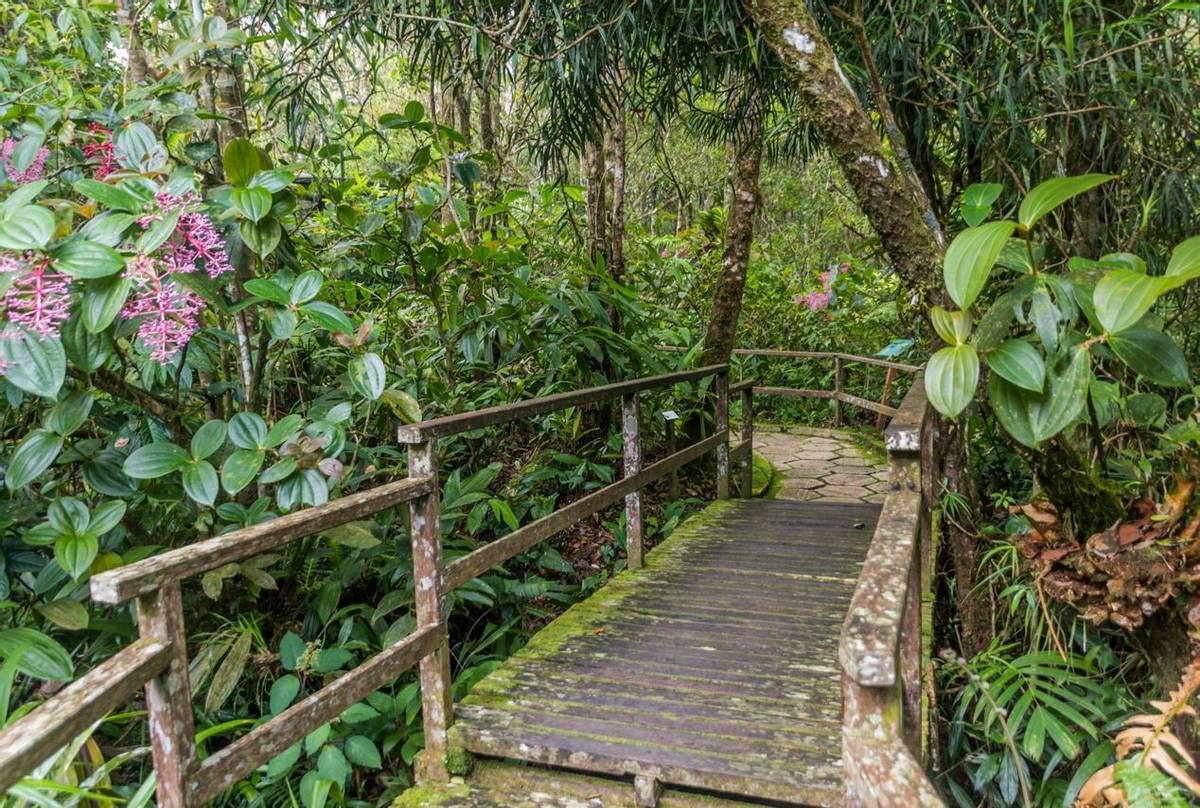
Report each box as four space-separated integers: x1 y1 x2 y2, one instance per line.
448 494 880 806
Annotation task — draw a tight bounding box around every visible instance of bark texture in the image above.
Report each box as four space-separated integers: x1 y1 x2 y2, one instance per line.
742 0 944 307
700 103 765 367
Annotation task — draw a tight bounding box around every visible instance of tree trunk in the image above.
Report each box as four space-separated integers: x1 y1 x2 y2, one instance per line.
583 135 608 267
700 98 764 367
115 0 150 86
742 0 944 308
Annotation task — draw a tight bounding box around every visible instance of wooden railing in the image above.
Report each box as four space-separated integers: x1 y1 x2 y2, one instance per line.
0 364 735 805
660 346 920 426
839 379 944 807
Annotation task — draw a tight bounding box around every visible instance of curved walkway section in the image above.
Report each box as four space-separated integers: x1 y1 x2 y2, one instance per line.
754 427 889 503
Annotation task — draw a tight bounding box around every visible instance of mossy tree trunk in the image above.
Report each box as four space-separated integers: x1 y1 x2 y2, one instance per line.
700 92 765 367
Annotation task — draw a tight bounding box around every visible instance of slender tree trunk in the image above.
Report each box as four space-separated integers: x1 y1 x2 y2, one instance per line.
742 0 944 307
700 98 765 367
116 0 150 86
583 135 608 266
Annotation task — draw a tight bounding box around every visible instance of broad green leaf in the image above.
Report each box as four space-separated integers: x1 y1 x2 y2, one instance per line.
266 744 302 778
1093 269 1167 334
265 414 304 447
925 344 980 419
2 180 48 212
269 674 301 715
6 429 64 490
1109 328 1190 387
301 301 355 334
1032 347 1090 442
228 412 268 449
61 314 112 371
221 448 265 494
223 138 262 186
267 308 297 340
258 456 298 484
82 275 132 333
239 217 282 256
0 327 66 399
183 460 219 506
136 208 180 254
87 500 126 535
985 340 1045 392
944 221 1017 309
115 123 165 172
191 420 228 460
124 442 190 478
279 632 305 670
9 134 44 173
380 388 422 423
250 169 294 193
49 497 90 535
1166 235 1200 280
313 647 352 673
73 178 145 212
930 307 972 345
37 599 89 631
230 186 272 223
1017 174 1114 229
344 736 381 769
52 238 125 279
290 270 323 304
1097 252 1145 273
349 352 386 400
55 533 98 580
0 627 74 680
960 182 1002 227
0 205 55 250
243 278 291 305
45 390 94 435
323 522 379 549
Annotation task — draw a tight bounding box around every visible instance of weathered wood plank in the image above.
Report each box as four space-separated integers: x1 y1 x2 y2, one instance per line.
884 378 929 453
837 391 900 417
397 365 727 443
138 582 197 807
91 477 434 604
443 431 726 590
192 623 442 803
715 371 730 499
622 392 644 569
0 639 171 794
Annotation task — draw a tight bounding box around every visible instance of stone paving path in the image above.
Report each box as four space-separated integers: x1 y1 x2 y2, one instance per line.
753 426 889 504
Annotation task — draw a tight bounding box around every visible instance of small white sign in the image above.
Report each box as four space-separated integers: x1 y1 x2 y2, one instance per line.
661 410 680 421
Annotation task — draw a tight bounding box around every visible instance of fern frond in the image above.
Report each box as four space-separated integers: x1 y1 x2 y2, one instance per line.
1077 660 1200 806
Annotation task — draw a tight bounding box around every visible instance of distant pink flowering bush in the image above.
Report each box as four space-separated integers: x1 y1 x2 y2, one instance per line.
794 261 853 312
1 138 49 185
121 255 206 362
1 253 72 339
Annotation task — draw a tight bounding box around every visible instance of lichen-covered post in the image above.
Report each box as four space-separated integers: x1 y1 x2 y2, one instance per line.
407 439 452 782
834 356 844 427
715 369 730 499
664 415 678 500
136 582 197 807
739 386 754 497
622 392 644 569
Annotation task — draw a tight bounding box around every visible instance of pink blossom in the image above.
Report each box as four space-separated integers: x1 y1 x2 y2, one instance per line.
121 255 206 362
145 193 234 279
2 253 72 338
805 290 831 312
2 138 49 185
82 124 116 180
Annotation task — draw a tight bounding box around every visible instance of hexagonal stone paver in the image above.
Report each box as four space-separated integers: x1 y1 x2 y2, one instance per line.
754 428 888 504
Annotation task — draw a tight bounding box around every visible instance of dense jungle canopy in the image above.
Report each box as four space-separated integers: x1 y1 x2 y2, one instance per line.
1 0 1200 805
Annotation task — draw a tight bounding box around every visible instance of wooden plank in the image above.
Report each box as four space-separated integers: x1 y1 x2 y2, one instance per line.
91 477 434 604
884 378 929 453
753 386 832 399
192 624 442 803
397 365 727 443
837 391 900 417
838 354 921 373
834 356 844 426
0 639 171 793
728 439 751 461
622 392 644 569
443 431 726 590
715 371 729 499
138 582 197 807
408 440 452 783
728 378 757 395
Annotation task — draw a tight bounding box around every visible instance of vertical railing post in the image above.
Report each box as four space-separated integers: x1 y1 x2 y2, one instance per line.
664 414 678 500
715 369 730 499
622 392 644 569
407 439 452 783
739 385 754 497
833 355 844 427
137 582 197 808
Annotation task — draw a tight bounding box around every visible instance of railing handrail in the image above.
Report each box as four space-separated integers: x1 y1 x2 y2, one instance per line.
658 345 922 374
90 476 435 605
397 364 728 442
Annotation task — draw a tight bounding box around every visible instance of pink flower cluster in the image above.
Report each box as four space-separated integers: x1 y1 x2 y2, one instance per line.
1 252 72 339
82 124 116 180
121 255 206 362
794 262 853 312
1 138 49 185
143 193 235 279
